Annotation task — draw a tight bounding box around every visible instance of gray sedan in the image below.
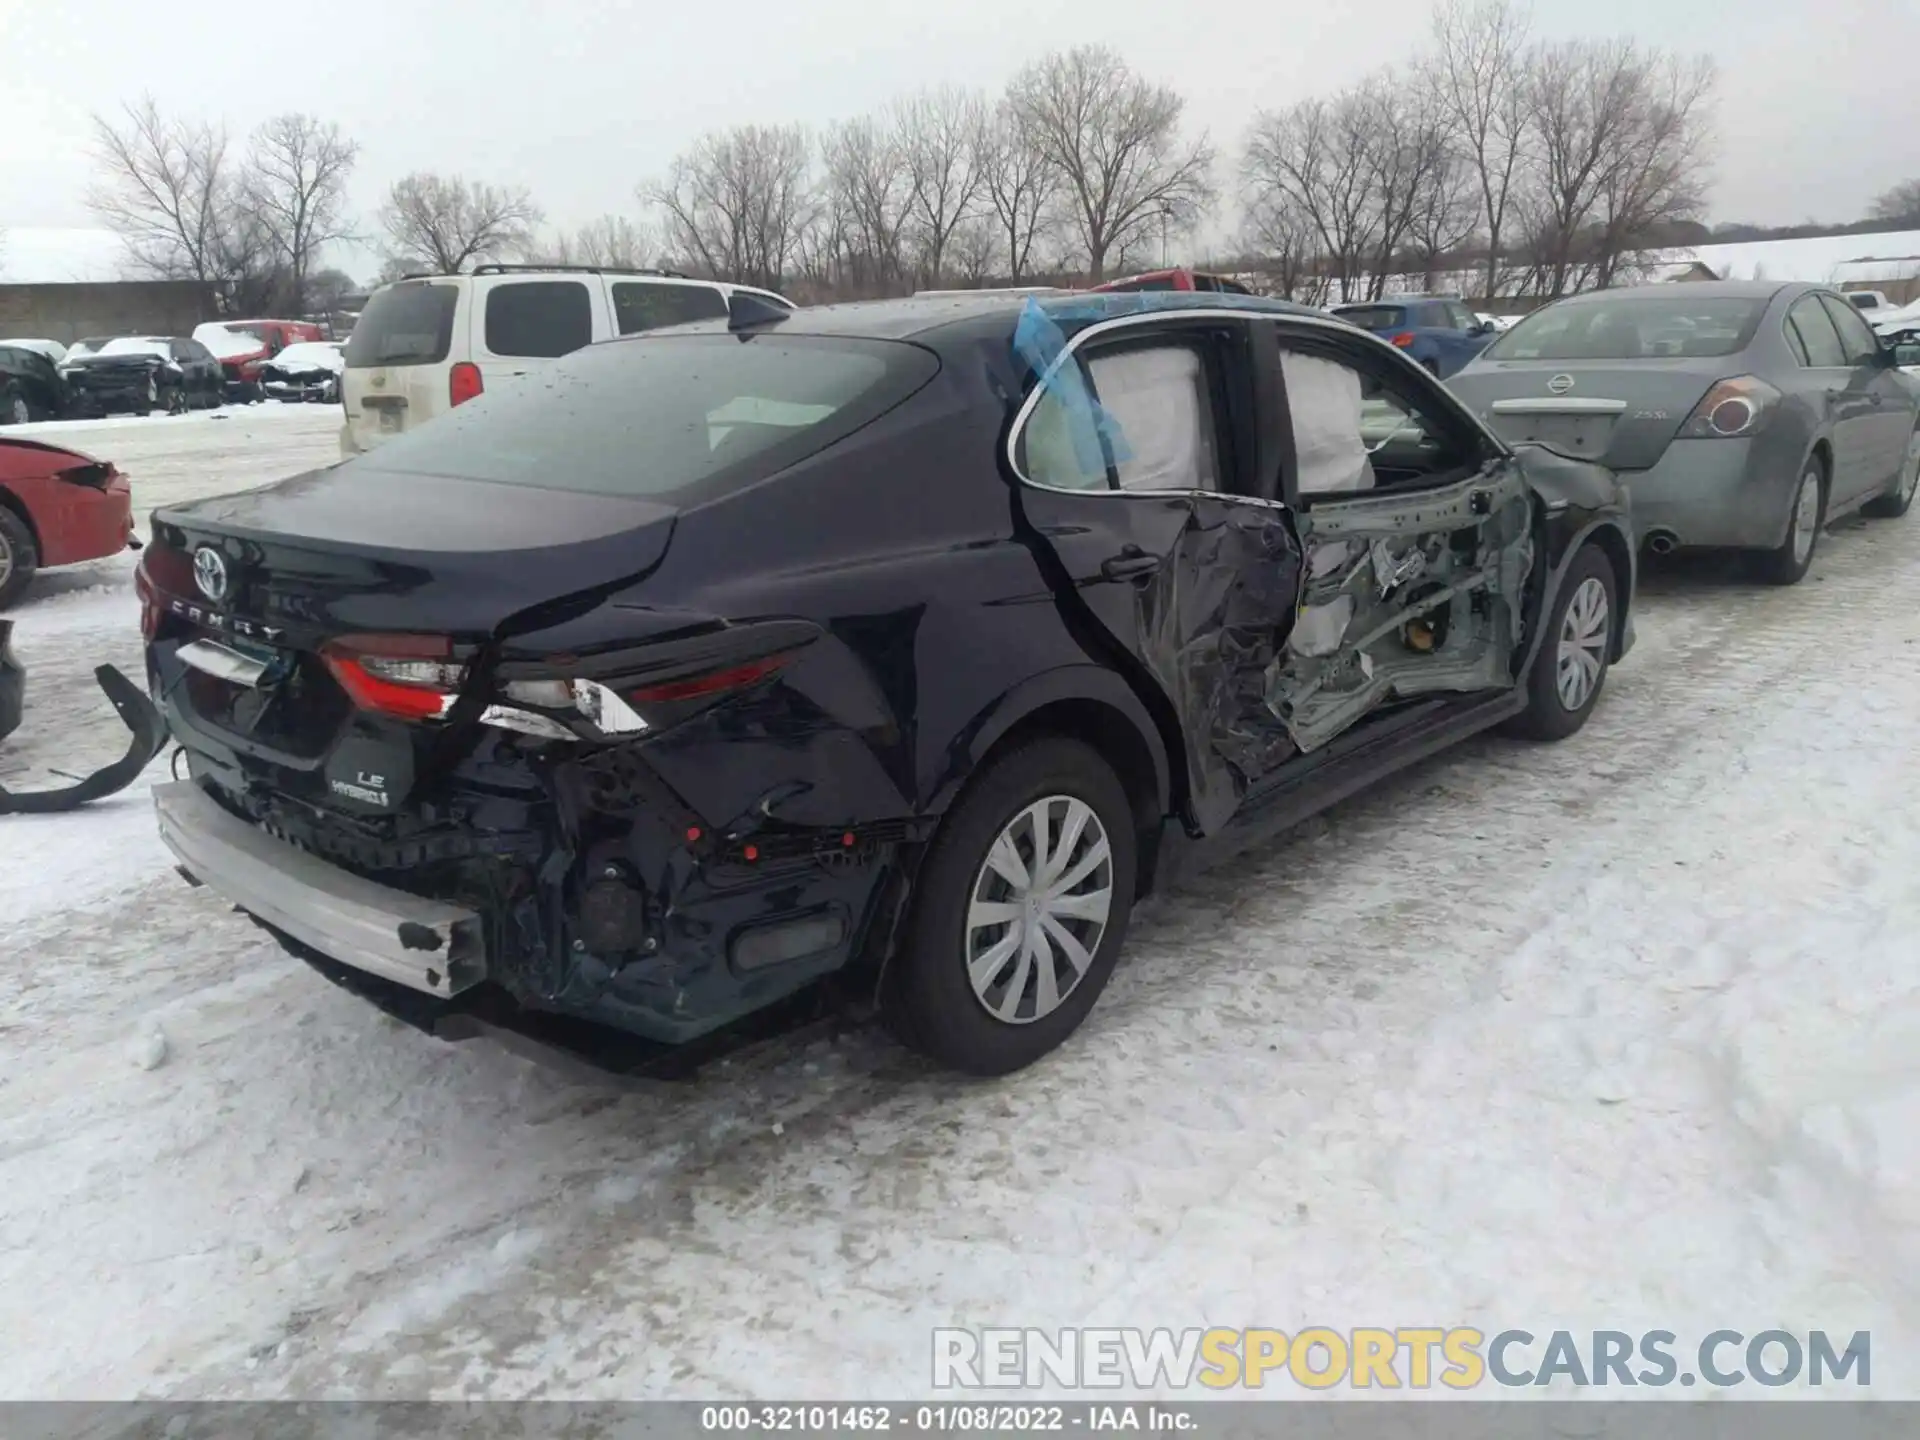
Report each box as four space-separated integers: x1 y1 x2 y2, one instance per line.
1449 281 1920 584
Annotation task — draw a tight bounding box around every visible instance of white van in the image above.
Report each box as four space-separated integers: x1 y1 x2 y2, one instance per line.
339 265 797 457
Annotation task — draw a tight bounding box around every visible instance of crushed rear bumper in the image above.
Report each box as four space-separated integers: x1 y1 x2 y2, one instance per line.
153 778 487 999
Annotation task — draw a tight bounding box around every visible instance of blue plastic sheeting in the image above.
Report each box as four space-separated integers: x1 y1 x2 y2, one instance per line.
1012 297 1133 481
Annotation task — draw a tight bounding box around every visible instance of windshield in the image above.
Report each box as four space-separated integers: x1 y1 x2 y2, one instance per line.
1487 294 1769 361
270 343 344 370
196 326 264 360
1334 305 1408 330
98 338 171 360
356 334 939 501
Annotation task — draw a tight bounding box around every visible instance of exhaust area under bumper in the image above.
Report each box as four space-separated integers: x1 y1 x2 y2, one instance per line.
153 779 487 999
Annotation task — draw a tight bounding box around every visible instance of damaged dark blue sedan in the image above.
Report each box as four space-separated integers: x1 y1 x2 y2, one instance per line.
138 291 1635 1075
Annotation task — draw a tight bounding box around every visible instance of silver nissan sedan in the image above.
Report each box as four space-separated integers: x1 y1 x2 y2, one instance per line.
1449 280 1920 584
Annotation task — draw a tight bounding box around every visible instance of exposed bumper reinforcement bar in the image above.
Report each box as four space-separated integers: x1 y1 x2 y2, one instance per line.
153 779 487 998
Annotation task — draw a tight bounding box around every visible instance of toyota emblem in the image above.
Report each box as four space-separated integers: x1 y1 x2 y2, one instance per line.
1547 373 1575 395
192 546 231 603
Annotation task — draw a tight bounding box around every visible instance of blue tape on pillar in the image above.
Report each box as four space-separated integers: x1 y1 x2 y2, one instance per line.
1012 296 1135 479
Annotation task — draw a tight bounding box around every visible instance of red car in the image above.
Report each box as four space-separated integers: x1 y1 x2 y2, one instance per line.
0 437 136 608
1088 268 1254 295
191 319 327 402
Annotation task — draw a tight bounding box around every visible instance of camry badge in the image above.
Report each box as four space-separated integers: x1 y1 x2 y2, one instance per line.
192 546 230 604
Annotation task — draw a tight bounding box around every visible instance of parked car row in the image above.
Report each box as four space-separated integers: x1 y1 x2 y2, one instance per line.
0 316 332 423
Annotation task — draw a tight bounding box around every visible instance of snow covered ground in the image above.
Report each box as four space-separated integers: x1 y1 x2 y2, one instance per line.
2 410 1917 1401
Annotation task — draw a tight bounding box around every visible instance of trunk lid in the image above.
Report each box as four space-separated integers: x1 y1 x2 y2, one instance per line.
147 461 677 819
150 461 677 640
1449 359 1719 470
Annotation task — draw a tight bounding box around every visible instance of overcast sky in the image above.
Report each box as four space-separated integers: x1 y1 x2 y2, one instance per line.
3 0 1914 280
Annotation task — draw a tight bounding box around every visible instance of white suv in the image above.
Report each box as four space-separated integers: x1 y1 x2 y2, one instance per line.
339 265 797 456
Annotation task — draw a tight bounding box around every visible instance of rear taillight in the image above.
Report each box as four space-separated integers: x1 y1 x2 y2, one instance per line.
322 634 463 721
135 560 162 641
628 654 793 704
449 362 484 407
1390 332 1416 348
1679 375 1781 440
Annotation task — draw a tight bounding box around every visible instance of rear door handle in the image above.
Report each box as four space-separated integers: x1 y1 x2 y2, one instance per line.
1100 546 1161 581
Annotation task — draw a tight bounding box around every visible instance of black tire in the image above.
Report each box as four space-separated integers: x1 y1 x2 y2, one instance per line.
1504 543 1617 743
1862 424 1920 519
1 388 28 427
0 505 41 611
882 737 1138 1076
1750 455 1825 585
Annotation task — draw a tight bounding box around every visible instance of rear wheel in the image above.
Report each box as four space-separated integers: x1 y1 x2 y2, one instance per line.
0 506 40 610
1752 457 1825 585
2 389 28 426
1505 544 1616 742
134 375 158 417
883 738 1137 1075
1862 424 1920 519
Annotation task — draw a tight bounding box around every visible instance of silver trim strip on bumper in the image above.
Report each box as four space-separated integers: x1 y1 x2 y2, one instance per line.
1489 397 1628 415
153 779 486 998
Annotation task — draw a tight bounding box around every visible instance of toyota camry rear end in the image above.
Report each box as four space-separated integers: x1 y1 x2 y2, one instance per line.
139 319 947 1047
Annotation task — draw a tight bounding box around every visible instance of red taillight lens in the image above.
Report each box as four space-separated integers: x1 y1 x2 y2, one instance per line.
1390 332 1416 348
629 654 792 705
135 560 162 640
449 362 484 407
322 634 462 721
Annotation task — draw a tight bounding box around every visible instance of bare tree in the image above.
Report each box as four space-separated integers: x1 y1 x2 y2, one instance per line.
947 216 1000 284
1404 143 1480 291
1870 179 1920 226
533 215 659 268
978 100 1060 283
895 87 989 286
644 124 814 289
1007 46 1215 281
1522 38 1646 296
1355 73 1457 297
575 214 656 268
1240 184 1321 303
1430 0 1534 301
242 114 358 313
821 116 913 295
1241 94 1378 301
377 172 542 274
1589 54 1716 286
87 97 236 284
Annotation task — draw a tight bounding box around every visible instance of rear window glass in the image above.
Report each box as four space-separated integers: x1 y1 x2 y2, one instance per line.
1334 306 1407 330
484 280 593 357
344 283 458 367
1101 278 1176 293
1487 295 1767 361
353 335 939 501
613 281 728 334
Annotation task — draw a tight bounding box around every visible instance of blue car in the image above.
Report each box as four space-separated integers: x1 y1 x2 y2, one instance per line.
1330 295 1498 379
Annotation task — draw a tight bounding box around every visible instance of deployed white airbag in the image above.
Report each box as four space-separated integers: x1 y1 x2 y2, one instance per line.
1090 347 1219 493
